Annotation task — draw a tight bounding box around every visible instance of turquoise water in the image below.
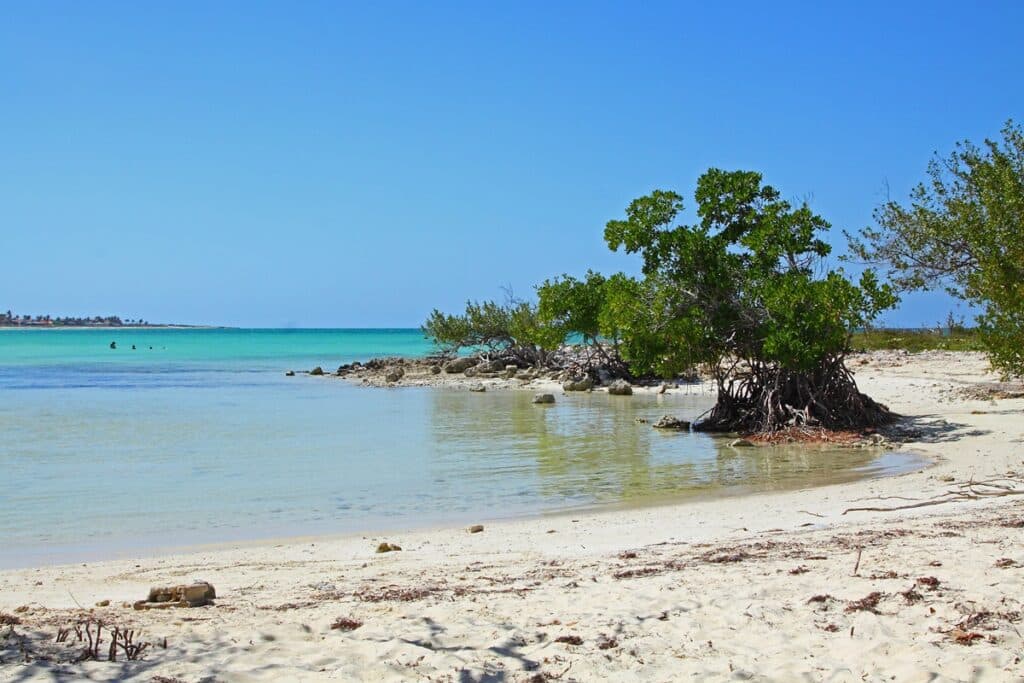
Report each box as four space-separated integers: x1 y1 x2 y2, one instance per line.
0 328 923 568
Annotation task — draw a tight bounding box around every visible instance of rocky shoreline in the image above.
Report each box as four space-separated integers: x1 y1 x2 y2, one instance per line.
299 353 690 395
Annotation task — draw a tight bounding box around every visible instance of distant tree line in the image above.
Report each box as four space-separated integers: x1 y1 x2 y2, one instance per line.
0 311 150 327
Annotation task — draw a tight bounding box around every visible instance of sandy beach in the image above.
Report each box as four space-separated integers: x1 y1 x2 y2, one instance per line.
2 351 1023 681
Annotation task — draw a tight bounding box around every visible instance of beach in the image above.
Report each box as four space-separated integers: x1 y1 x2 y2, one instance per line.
1 350 1022 681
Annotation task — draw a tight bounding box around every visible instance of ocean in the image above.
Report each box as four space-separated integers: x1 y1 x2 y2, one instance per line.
0 328 921 567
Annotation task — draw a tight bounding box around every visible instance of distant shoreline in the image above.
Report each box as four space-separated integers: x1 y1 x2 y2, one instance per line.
0 324 223 330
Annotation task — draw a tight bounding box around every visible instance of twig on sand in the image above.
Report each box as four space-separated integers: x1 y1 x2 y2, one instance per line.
853 548 863 576
843 478 1024 514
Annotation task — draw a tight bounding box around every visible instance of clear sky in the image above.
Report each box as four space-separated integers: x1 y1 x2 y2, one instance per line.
2 1 1021 327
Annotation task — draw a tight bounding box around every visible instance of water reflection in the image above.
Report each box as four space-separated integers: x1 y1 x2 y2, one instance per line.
427 389 914 510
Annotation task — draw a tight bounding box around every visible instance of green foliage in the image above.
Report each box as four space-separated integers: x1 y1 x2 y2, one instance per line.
602 169 896 376
536 271 607 344
848 120 1024 378
531 168 897 391
421 298 558 363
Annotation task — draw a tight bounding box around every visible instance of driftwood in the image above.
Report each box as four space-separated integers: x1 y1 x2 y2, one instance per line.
843 478 1024 515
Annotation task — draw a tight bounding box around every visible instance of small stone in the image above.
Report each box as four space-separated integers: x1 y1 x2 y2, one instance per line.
468 525 484 533
376 542 402 553
95 599 110 607
533 393 556 404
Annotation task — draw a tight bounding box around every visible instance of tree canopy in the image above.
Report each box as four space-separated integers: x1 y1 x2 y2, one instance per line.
588 169 897 432
847 120 1024 378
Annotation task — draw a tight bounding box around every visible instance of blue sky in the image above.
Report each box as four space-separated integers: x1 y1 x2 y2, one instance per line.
2 1 1021 327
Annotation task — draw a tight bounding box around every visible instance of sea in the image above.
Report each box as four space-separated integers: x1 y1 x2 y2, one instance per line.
0 328 923 567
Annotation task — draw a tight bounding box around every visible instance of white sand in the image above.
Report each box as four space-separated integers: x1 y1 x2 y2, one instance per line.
2 351 1023 681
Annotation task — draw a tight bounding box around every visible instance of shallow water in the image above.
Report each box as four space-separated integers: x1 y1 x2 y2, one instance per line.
0 329 924 567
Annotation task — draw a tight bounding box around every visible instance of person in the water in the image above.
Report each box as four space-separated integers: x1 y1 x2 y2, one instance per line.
109 341 116 349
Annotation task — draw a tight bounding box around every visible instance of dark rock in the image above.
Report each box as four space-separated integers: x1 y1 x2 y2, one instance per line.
468 524 484 533
384 367 405 383
444 357 478 374
652 415 690 430
563 376 594 392
310 366 325 376
476 359 506 373
376 542 402 553
285 370 295 377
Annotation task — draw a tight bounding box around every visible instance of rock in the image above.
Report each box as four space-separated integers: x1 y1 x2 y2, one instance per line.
468 383 486 392
384 367 405 383
430 365 442 374
533 393 556 404
515 370 535 381
285 370 295 377
141 582 216 608
444 357 478 374
607 380 633 396
376 542 402 553
463 366 478 377
652 415 690 430
730 438 755 448
476 359 505 373
562 376 594 392
310 366 324 376
468 524 484 533
95 599 110 607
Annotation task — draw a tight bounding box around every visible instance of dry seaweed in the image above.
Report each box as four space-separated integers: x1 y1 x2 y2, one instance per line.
845 592 884 613
330 617 363 631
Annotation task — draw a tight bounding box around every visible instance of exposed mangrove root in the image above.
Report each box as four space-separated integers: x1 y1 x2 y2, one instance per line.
695 355 895 434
